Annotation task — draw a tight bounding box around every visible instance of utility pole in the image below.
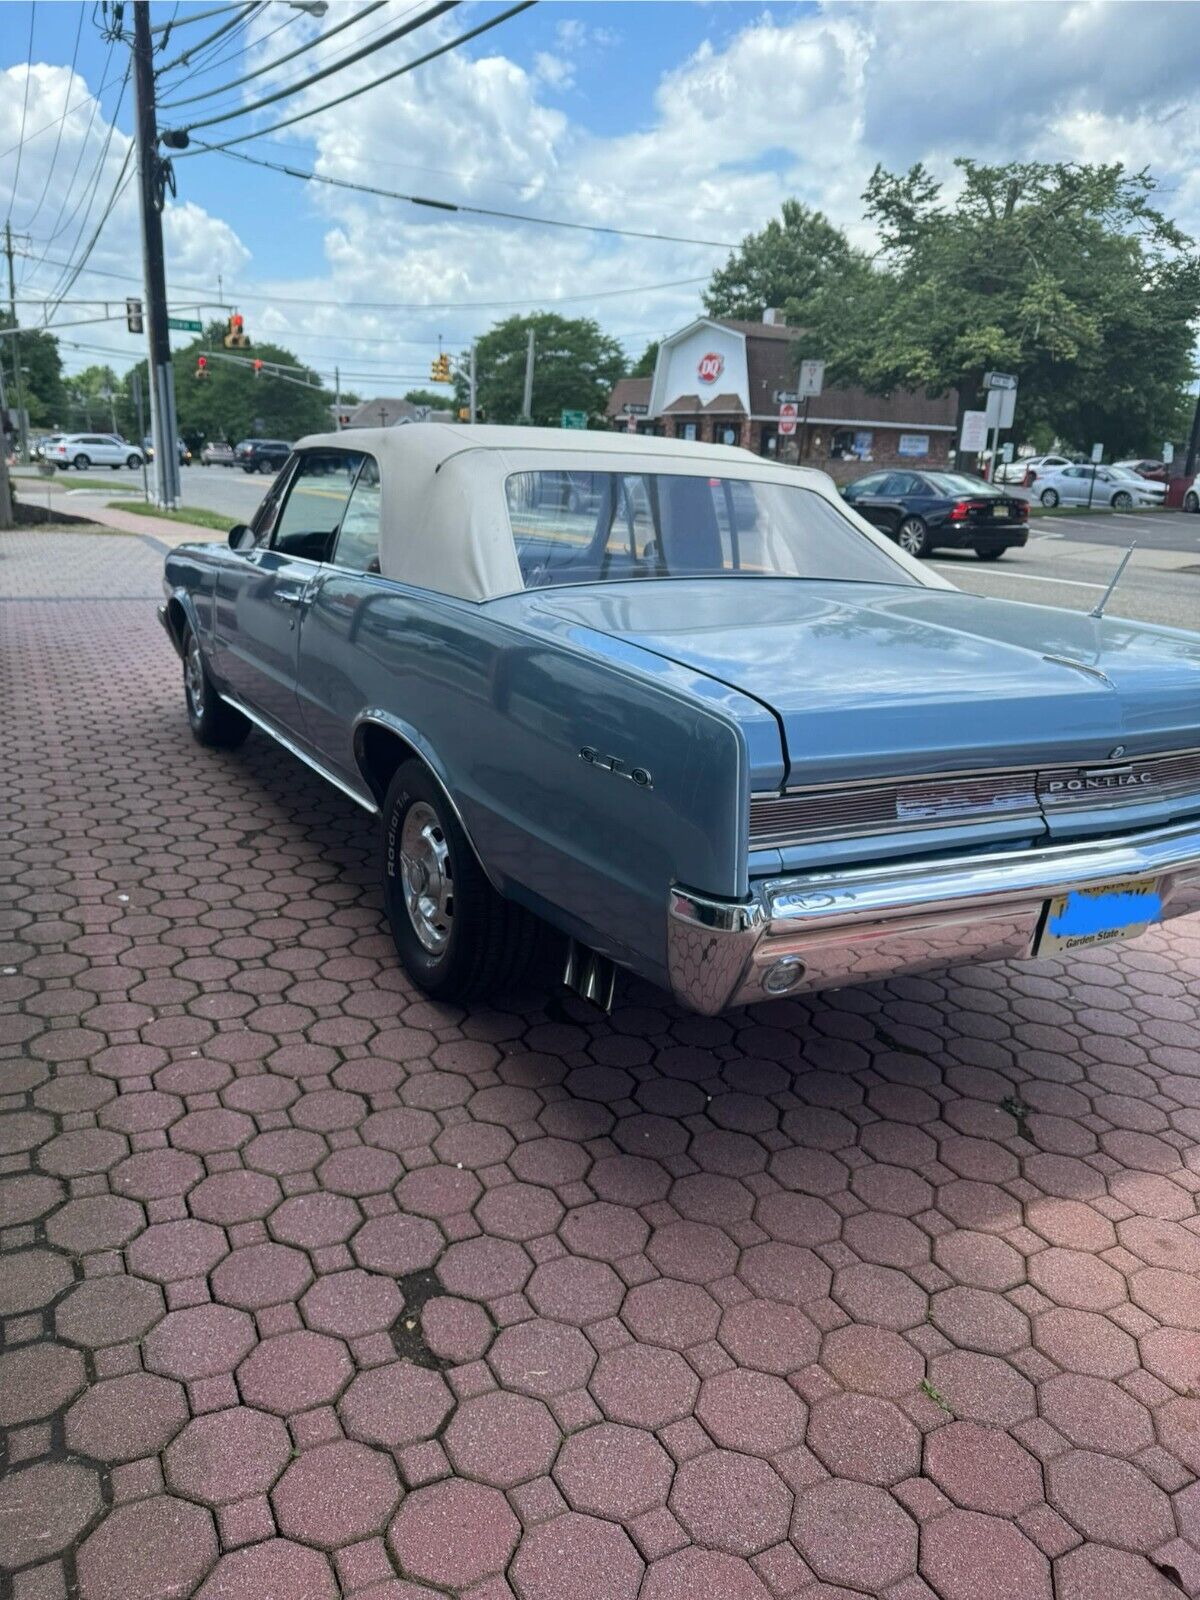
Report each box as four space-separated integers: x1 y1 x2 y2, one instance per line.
334 365 341 431
468 345 477 425
1184 388 1200 480
132 2 181 509
0 354 13 530
521 327 534 421
4 221 29 464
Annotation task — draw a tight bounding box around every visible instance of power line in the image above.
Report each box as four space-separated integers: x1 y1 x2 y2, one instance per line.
154 3 263 76
22 2 81 233
175 0 457 132
41 147 134 321
0 61 126 165
169 1 536 153
5 3 38 225
199 142 739 249
149 3 240 34
39 67 131 303
15 249 709 310
159 0 387 109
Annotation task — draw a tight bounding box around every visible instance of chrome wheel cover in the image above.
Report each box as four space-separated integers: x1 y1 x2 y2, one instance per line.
185 636 205 718
897 519 924 554
400 801 453 954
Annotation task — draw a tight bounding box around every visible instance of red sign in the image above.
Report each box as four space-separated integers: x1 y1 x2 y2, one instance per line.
778 400 798 437
697 351 724 384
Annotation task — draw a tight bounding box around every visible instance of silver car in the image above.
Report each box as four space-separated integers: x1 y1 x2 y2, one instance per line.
1035 464 1161 509
47 433 145 471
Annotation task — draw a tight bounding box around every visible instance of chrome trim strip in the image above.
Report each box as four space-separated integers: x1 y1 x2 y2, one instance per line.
766 746 1200 799
218 692 379 816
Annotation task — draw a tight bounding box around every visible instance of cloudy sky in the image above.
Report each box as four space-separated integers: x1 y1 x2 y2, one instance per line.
1 0 1197 394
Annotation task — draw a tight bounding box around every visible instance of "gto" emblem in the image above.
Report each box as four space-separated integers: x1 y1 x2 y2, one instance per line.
579 747 653 788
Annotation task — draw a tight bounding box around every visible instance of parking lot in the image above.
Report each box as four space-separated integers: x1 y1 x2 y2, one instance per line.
2 525 1200 1600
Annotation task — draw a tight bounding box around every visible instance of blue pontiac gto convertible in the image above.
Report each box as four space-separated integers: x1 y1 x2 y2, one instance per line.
160 426 1200 1013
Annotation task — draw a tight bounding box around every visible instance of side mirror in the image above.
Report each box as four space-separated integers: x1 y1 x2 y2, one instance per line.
228 524 255 552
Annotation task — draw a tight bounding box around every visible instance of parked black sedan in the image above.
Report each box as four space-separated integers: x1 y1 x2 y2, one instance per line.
840 470 1029 559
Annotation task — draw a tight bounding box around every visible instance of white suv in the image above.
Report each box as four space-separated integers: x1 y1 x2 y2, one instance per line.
48 434 146 471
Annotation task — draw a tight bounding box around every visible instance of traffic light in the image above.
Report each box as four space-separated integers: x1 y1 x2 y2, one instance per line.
195 355 208 381
430 351 450 383
223 313 250 349
125 297 144 334
253 359 263 378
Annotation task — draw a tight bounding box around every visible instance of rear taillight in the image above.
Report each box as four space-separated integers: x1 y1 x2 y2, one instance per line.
949 500 971 522
1017 501 1029 521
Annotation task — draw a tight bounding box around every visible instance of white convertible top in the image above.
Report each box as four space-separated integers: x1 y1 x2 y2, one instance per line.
294 423 948 601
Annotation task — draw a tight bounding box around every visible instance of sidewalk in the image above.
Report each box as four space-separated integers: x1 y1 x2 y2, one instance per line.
14 477 223 547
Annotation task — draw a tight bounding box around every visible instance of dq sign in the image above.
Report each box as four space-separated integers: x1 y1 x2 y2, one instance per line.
697 351 724 384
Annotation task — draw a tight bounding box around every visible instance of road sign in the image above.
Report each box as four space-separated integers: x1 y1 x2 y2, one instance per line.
798 360 825 399
561 410 587 429
984 387 1016 429
960 410 988 452
778 401 798 437
983 371 1018 390
621 402 648 416
1091 442 1104 464
773 389 799 405
168 317 202 333
1000 442 1015 463
1164 442 1175 464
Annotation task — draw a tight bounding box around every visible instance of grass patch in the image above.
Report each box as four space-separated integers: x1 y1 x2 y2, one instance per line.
108 500 233 533
16 474 142 493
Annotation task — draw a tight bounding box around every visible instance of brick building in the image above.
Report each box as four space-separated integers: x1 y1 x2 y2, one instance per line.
606 313 958 482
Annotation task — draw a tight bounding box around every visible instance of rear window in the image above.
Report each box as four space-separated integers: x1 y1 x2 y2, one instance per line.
504 469 915 591
922 473 1002 497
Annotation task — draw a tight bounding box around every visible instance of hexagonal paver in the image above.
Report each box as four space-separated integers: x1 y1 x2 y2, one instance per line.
127 1218 228 1283
272 1440 400 1548
339 1361 453 1447
806 1393 920 1485
0 1461 102 1569
76 1495 217 1600
696 1368 808 1457
166 1408 292 1504
671 1450 792 1556
195 1539 337 1600
444 1389 560 1487
388 1478 520 1589
489 1317 596 1397
300 1268 402 1337
0 1341 87 1424
924 1420 1043 1514
556 1423 674 1519
66 1372 188 1462
793 1479 918 1591
510 1511 643 1600
590 1344 699 1428
921 1508 1052 1600
237 1330 352 1415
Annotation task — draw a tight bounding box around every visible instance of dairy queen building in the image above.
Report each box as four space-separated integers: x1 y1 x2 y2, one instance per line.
607 311 959 483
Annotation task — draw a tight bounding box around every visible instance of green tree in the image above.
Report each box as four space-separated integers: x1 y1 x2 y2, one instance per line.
457 313 626 426
140 322 335 448
63 365 125 434
631 340 659 378
796 160 1200 456
704 199 857 320
0 315 65 429
403 388 454 412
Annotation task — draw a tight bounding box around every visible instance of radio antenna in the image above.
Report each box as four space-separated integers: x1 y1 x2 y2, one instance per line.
1090 543 1136 620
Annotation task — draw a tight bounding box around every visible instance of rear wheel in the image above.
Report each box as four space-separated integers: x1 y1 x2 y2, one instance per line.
1113 491 1133 510
73 454 90 470
181 625 250 748
382 760 546 1003
895 516 929 557
974 548 1006 561
1185 489 1199 513
1040 488 1060 508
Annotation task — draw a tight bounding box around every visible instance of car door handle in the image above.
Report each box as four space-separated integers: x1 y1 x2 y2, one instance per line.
274 590 309 608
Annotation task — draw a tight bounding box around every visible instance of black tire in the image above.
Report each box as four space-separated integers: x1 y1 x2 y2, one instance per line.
1113 491 1133 510
1040 488 1060 508
1185 489 1199 513
895 515 929 557
127 454 141 469
242 464 254 473
974 548 1006 561
181 625 250 749
382 760 545 1003
73 454 90 470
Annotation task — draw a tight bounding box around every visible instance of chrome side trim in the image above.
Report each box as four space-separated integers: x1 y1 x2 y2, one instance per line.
668 816 1200 1014
218 692 379 816
762 745 1200 798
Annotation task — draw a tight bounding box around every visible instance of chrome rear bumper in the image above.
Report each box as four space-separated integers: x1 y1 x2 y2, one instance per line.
668 819 1200 1013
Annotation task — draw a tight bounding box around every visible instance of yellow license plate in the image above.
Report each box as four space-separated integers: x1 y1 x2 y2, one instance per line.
1036 876 1162 958
992 505 1009 518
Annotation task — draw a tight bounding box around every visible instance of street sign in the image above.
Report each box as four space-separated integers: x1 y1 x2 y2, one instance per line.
773 389 799 405
778 401 798 437
798 360 825 399
1091 442 1104 464
168 317 202 333
561 410 587 429
983 371 1018 391
1000 442 1015 463
960 410 988 452
621 402 649 416
984 387 1016 429
1164 442 1175 464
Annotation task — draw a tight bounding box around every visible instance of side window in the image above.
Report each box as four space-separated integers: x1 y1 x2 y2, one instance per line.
332 455 382 573
271 449 364 562
887 473 922 495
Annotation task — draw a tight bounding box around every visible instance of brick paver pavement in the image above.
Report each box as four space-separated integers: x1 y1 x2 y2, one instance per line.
3 527 1200 1600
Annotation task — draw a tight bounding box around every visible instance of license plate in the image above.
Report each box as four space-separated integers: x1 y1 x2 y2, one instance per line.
1036 876 1162 958
992 505 1009 519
